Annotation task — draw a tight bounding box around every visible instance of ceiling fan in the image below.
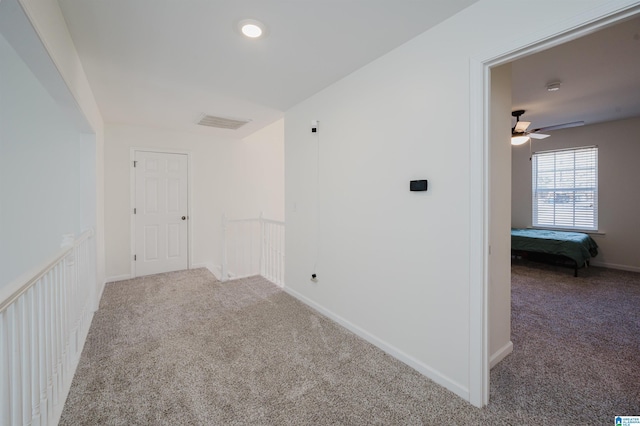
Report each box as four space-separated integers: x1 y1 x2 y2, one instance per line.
511 109 585 146
511 110 549 145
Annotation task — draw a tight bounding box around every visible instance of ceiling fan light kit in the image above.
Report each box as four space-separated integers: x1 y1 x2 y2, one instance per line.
510 109 587 145
511 135 530 145
511 109 548 146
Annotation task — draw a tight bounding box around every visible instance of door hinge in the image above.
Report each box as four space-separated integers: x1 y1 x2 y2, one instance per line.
134 254 137 261
134 208 136 214
133 160 137 167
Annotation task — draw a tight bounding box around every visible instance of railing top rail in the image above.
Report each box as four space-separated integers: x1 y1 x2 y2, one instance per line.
75 228 95 247
261 218 285 225
225 216 285 226
0 228 95 313
226 218 260 224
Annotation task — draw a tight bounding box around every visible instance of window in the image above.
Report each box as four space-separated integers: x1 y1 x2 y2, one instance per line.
532 146 598 231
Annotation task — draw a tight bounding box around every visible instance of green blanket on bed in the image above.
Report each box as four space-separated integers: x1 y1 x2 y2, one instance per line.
511 228 599 267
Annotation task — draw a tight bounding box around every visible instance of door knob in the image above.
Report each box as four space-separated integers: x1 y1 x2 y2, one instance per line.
181 216 186 220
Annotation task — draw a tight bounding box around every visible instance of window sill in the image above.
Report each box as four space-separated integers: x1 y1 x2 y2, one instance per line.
528 226 605 236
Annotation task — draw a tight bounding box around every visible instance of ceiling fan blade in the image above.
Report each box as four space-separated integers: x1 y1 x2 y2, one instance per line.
533 121 584 133
514 121 530 132
529 132 550 139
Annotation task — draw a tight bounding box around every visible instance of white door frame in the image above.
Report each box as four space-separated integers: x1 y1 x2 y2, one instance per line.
469 1 640 407
130 148 193 278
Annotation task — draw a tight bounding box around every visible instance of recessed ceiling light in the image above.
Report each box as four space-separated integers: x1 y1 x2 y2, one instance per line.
242 24 262 38
238 19 266 39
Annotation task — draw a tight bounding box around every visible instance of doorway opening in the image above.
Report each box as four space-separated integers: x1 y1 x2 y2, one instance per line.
472 3 640 407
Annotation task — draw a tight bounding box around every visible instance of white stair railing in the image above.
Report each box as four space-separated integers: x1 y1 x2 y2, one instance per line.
222 213 285 287
0 229 97 426
260 218 285 286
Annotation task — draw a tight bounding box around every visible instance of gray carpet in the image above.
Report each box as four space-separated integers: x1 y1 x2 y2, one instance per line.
59 264 640 425
490 260 640 423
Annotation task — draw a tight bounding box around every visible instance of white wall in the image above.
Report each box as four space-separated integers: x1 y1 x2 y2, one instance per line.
512 116 640 272
489 63 512 367
0 0 105 303
284 0 638 403
104 119 284 281
15 0 106 289
224 119 285 222
0 32 80 288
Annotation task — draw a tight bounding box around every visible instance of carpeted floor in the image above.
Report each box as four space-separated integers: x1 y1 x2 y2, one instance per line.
59 263 640 425
491 260 640 424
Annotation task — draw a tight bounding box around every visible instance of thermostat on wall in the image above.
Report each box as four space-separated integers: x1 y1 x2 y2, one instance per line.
410 180 428 191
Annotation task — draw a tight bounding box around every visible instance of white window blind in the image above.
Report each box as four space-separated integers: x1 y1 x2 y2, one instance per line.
532 146 598 230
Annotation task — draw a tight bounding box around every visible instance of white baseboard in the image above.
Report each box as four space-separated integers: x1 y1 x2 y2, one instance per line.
191 262 222 280
283 286 469 402
105 274 131 283
490 341 513 369
589 261 640 273
210 264 222 280
95 280 106 310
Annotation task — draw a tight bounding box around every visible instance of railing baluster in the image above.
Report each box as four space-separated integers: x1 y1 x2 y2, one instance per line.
51 266 59 409
0 230 94 426
264 223 269 280
38 275 48 426
45 271 53 422
222 216 285 286
258 216 264 275
277 226 282 286
0 310 10 426
264 223 268 280
62 252 69 383
52 266 59 410
21 291 32 425
249 222 253 276
30 285 41 426
269 223 274 281
276 224 280 283
242 222 247 277
221 214 228 281
8 302 23 426
273 225 277 284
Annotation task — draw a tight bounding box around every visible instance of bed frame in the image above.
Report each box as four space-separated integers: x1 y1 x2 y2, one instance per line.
511 228 599 277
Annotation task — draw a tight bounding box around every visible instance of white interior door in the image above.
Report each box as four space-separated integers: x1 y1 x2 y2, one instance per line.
134 151 188 276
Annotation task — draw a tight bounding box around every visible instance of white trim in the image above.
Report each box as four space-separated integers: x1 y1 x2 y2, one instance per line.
589 261 640 273
192 262 223 280
284 286 469 400
129 148 193 278
489 341 513 369
225 273 258 281
105 274 132 283
0 231 98 426
130 149 136 277
0 246 70 309
96 280 107 305
0 229 94 310
470 0 640 408
468 57 488 408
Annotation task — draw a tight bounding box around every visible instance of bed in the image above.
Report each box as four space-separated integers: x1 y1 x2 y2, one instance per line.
511 228 599 276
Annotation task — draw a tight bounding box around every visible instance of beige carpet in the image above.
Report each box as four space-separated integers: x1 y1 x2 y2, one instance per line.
59 265 640 425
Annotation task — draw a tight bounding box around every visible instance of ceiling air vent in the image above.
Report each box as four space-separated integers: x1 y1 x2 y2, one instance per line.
197 114 251 130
